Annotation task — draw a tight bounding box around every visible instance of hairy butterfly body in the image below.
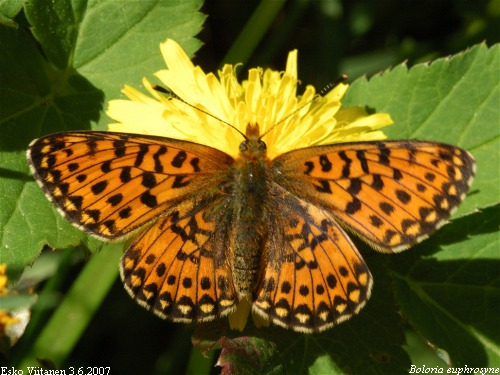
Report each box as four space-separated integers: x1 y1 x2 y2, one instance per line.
27 124 475 332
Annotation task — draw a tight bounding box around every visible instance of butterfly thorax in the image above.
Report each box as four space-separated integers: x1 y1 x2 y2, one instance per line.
231 124 271 298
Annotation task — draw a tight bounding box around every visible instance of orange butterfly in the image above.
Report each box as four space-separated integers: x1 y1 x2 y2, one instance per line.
27 122 475 333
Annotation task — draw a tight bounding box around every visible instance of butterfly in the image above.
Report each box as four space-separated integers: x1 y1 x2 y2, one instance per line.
27 122 475 333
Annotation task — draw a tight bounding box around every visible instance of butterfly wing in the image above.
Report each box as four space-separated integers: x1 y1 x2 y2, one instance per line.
253 188 372 333
27 131 233 240
121 196 238 322
272 140 476 252
28 131 238 322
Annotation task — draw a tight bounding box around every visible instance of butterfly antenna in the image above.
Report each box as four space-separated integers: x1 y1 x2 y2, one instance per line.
152 85 247 139
259 75 349 140
317 74 348 97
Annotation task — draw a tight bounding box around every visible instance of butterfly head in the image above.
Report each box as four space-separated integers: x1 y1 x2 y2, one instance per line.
239 123 267 159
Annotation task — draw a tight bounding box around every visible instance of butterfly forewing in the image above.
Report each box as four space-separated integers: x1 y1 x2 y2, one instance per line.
273 140 476 252
27 131 233 240
254 189 372 333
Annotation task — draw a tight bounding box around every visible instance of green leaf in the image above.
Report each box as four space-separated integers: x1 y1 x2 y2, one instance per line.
393 204 500 366
0 294 37 310
344 43 500 217
0 0 204 279
0 0 23 27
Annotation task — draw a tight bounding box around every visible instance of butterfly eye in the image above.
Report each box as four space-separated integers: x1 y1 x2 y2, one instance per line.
258 140 267 151
239 141 249 152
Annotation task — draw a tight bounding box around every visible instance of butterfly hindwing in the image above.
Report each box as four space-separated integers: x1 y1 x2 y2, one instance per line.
253 189 372 333
273 140 476 252
27 131 233 240
120 196 238 322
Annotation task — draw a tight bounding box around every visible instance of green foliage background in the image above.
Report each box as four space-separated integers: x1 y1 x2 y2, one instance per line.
0 0 498 374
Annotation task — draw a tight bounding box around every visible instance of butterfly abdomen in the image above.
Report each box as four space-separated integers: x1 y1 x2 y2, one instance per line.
231 145 271 298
